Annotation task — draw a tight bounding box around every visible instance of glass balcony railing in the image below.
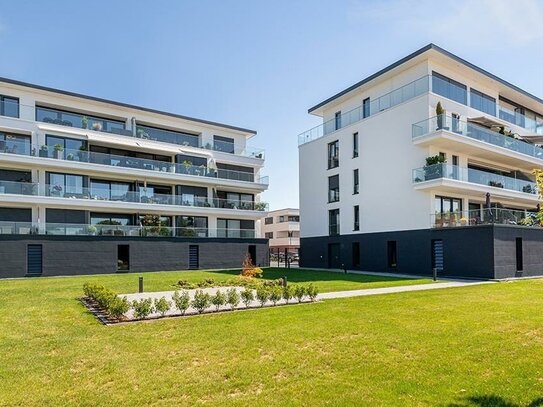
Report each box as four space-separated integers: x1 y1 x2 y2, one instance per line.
298 75 430 145
0 180 268 211
431 208 539 228
412 115 543 160
0 99 265 159
0 221 256 238
413 163 538 195
0 143 269 185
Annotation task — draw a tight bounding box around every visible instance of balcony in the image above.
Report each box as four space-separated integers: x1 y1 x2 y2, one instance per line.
0 140 269 186
0 100 265 159
0 180 269 211
432 208 539 228
0 221 257 238
413 163 538 196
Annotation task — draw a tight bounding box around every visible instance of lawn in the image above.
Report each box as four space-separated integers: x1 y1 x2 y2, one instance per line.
1 271 543 406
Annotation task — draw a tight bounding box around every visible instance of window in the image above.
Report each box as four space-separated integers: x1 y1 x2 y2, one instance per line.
387 241 397 268
136 124 199 147
354 205 360 231
47 172 85 197
37 106 125 133
0 132 31 155
353 169 359 194
278 216 286 222
335 111 341 130
216 191 253 210
470 89 496 116
329 209 340 236
177 216 208 237
265 232 273 239
352 242 360 268
218 218 255 238
46 135 87 160
432 72 467 105
328 175 340 203
264 217 273 225
362 97 370 118
0 95 19 118
91 213 132 226
435 196 462 214
90 180 131 201
288 215 299 222
117 245 129 271
328 140 339 169
213 135 235 154
353 132 359 158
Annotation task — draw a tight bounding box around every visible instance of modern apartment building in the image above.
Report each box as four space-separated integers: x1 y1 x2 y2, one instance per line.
262 208 300 256
298 44 543 279
0 77 269 277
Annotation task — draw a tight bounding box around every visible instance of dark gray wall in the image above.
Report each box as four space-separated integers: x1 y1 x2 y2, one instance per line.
0 236 269 278
493 226 543 279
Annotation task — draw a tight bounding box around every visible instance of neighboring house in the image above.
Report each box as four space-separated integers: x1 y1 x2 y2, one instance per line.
298 43 543 279
0 77 269 277
262 208 300 257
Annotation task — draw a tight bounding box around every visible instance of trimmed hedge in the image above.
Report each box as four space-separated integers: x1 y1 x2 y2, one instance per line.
83 283 129 320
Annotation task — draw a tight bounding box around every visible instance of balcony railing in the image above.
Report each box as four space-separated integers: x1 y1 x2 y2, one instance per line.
298 75 430 145
0 99 265 159
432 208 539 228
412 115 543 161
413 163 538 195
0 141 269 185
0 221 257 238
0 180 268 211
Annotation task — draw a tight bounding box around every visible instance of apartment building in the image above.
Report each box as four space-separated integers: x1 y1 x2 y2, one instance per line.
0 77 269 277
298 44 543 279
262 208 300 257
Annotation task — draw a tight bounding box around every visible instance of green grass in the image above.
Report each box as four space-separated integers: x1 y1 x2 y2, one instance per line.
1 272 543 406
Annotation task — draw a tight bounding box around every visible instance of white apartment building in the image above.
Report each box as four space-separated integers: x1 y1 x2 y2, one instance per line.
298 44 543 279
0 77 269 277
262 208 300 255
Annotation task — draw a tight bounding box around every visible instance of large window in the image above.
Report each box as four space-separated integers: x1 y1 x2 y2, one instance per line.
47 172 85 197
329 209 340 236
216 191 253 210
0 132 31 155
328 140 339 169
288 215 299 222
328 175 340 203
353 132 359 158
90 180 132 201
213 135 235 154
470 89 496 116
37 106 126 133
264 217 273 225
217 219 254 238
91 213 132 225
354 205 360 231
435 196 462 214
362 98 370 118
177 216 208 237
46 135 87 159
334 111 341 130
353 169 359 194
137 124 199 147
0 95 19 118
265 232 273 239
432 72 467 105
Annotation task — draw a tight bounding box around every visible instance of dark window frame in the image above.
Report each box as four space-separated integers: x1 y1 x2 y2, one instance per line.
328 208 340 236
328 140 339 169
353 169 359 195
328 175 340 203
353 205 360 231
353 132 359 158
0 95 20 118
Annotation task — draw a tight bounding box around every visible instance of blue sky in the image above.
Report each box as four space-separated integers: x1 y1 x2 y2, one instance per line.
1 0 543 209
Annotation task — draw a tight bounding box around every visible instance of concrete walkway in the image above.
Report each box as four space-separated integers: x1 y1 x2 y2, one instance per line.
317 280 493 300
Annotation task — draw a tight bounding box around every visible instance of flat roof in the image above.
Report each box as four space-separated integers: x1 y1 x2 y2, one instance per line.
308 43 543 114
0 76 257 135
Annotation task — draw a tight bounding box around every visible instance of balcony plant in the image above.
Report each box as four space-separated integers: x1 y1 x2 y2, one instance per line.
182 160 192 174
87 225 97 235
81 116 88 129
39 145 48 158
254 202 267 211
67 153 74 161
91 122 103 132
488 181 504 188
436 102 447 130
53 144 64 159
423 155 446 180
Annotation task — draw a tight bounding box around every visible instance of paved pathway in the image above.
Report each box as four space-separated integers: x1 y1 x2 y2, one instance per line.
317 280 493 300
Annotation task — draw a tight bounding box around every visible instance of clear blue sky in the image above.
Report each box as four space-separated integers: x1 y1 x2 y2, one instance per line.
1 0 543 209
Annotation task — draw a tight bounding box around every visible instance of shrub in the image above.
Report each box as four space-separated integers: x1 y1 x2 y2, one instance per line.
176 280 196 290
226 288 240 310
262 278 283 288
132 298 154 320
211 290 227 311
256 287 270 307
83 283 125 319
196 278 216 288
154 296 172 317
282 285 294 304
172 290 190 315
241 288 254 307
306 284 319 302
192 290 211 314
294 285 306 303
108 296 130 319
269 286 282 306
241 254 263 278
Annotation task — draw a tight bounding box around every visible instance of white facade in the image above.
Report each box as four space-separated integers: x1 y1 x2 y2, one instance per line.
0 77 268 237
261 208 300 250
299 44 543 238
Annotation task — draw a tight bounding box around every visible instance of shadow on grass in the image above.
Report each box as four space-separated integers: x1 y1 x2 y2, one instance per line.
449 395 543 407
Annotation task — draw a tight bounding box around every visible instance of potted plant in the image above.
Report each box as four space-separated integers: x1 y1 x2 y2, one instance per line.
254 202 267 211
67 153 74 161
39 145 49 158
182 160 192 174
204 142 212 150
81 116 88 129
87 225 97 235
488 181 504 188
91 122 103 131
436 102 447 130
53 144 64 159
423 155 446 180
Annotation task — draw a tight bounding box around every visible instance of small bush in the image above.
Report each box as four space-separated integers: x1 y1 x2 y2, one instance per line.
241 288 254 307
108 296 130 319
282 285 294 304
176 280 196 290
262 279 283 288
294 285 306 303
269 286 282 306
154 296 172 317
226 288 240 310
211 290 227 311
192 290 211 314
197 278 216 288
172 290 190 315
132 298 154 320
256 287 270 307
83 283 127 319
306 284 319 302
